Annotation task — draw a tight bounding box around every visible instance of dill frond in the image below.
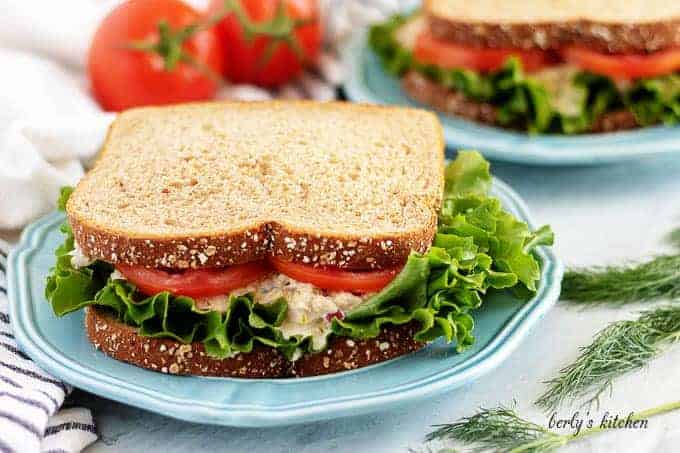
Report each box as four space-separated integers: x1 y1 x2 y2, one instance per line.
425 401 680 453
536 305 680 411
561 255 680 305
426 404 566 452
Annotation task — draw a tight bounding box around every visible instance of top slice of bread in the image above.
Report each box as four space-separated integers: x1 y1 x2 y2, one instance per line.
427 0 679 24
67 101 444 270
425 0 680 53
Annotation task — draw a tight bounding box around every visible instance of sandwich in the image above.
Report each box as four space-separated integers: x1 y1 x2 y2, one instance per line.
370 0 680 134
45 101 552 378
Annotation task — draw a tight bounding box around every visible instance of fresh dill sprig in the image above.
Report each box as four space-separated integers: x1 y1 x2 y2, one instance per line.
425 401 680 453
561 255 680 305
536 305 680 411
427 404 565 452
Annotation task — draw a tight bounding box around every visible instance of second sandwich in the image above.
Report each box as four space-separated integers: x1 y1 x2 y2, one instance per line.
371 0 679 134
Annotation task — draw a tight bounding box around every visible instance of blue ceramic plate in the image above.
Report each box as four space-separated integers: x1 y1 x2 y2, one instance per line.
9 179 562 427
342 30 680 166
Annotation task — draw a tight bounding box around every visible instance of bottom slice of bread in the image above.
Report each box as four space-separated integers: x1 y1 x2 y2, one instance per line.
86 307 425 378
402 71 640 133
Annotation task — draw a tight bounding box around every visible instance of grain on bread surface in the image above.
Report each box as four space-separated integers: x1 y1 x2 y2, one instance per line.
425 0 680 53
426 0 680 24
68 101 445 270
86 306 425 378
402 71 641 133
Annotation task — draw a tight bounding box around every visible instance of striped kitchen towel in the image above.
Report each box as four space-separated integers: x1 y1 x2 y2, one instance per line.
0 239 97 453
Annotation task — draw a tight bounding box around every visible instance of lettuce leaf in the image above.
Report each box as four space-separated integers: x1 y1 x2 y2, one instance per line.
369 14 679 133
626 75 680 126
45 152 552 359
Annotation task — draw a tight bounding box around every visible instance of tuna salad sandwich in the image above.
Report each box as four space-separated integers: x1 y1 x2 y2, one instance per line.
370 0 680 134
46 101 552 378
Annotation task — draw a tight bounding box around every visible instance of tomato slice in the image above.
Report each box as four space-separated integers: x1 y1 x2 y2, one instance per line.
117 257 402 298
562 47 680 80
116 262 272 298
270 257 401 293
414 30 556 73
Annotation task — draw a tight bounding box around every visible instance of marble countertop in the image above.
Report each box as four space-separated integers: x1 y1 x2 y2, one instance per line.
19 153 680 453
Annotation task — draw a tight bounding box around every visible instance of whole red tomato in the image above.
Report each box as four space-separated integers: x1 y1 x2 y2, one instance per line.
208 0 321 87
88 0 224 111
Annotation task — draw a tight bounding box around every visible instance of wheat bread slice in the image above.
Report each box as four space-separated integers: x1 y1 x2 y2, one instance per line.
402 71 641 132
425 0 680 54
67 101 445 270
85 307 425 378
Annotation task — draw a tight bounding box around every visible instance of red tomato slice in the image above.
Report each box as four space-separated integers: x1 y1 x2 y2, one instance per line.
270 258 401 293
414 30 556 73
562 46 680 80
116 262 272 298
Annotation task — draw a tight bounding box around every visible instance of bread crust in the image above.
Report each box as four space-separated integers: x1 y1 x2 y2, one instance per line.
589 109 640 133
428 15 680 54
69 214 436 271
401 71 641 133
85 307 425 378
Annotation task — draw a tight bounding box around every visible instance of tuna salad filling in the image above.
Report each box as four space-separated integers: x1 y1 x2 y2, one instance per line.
70 243 371 352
